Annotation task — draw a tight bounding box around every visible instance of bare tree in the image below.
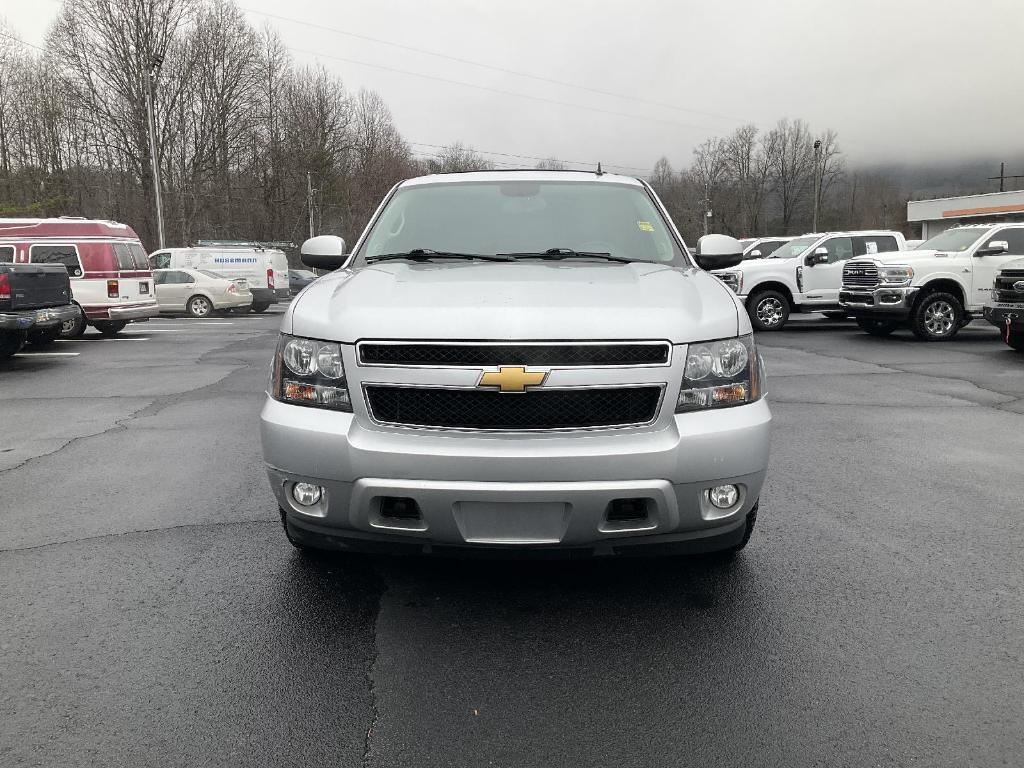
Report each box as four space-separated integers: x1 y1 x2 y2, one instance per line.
765 118 815 233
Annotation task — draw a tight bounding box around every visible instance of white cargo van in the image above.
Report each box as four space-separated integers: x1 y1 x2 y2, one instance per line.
148 246 290 313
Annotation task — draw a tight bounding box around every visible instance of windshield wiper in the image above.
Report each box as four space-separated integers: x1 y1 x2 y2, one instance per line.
498 247 634 263
367 248 511 263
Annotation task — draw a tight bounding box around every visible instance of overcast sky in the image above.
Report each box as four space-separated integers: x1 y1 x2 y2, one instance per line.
6 0 1023 173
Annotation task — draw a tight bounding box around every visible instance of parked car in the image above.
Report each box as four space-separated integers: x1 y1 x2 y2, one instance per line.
288 269 318 295
741 236 792 260
152 268 252 316
261 170 770 557
713 230 907 330
0 261 79 358
0 217 158 338
841 223 1024 340
149 246 288 313
984 257 1024 352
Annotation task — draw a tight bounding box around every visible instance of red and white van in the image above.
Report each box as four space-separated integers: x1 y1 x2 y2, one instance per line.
0 217 158 336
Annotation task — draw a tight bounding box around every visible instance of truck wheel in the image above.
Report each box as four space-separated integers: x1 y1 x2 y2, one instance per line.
1006 330 1024 352
94 321 128 337
856 318 900 337
911 292 964 341
27 327 62 346
187 295 213 317
747 290 790 331
59 307 87 339
0 330 27 359
251 303 269 314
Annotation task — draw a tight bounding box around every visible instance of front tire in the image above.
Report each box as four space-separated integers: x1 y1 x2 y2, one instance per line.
187 295 213 318
251 303 270 314
94 321 128 337
27 327 62 346
0 330 27 359
59 306 87 339
856 317 900 337
911 292 964 341
1006 329 1024 352
747 290 790 331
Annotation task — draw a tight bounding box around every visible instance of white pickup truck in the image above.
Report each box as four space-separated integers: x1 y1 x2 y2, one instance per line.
713 230 906 331
840 223 1024 341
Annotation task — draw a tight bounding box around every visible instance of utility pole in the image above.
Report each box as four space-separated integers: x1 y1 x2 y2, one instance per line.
703 182 711 236
812 139 822 232
306 171 315 239
144 56 166 250
986 164 1024 191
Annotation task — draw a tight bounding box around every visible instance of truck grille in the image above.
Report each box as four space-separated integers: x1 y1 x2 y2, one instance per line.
363 385 664 430
995 270 1024 302
843 261 880 288
358 341 670 368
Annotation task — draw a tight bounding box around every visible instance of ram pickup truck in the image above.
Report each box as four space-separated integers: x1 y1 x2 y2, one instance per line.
983 257 1024 352
840 223 1024 341
0 263 79 359
713 230 906 331
260 170 771 557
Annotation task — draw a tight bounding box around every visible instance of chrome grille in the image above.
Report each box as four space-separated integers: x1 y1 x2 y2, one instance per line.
843 261 880 288
994 270 1024 302
363 385 664 431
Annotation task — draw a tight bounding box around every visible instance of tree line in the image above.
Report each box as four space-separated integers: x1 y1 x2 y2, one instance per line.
0 0 908 253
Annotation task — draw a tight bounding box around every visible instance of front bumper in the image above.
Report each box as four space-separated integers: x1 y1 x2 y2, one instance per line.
261 397 771 554
839 285 919 315
0 304 79 331
983 302 1024 331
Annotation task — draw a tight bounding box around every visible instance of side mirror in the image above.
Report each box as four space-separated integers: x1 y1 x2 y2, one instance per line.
300 235 347 271
695 234 743 270
806 247 829 266
976 240 1008 257
748 249 762 258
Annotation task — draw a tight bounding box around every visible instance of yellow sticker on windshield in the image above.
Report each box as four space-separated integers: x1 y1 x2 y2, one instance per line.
637 221 654 232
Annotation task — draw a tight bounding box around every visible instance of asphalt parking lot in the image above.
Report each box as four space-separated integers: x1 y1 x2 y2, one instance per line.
1 311 1022 768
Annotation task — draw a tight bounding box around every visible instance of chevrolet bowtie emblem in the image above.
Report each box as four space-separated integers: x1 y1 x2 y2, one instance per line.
478 366 548 393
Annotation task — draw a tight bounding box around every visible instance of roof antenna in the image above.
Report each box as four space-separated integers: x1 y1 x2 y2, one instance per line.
596 162 603 176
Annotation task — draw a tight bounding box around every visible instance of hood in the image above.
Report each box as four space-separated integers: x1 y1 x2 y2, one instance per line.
289 261 740 344
859 249 956 265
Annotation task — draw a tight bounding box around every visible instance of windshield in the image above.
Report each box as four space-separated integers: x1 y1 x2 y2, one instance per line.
356 180 685 265
770 236 818 259
918 227 987 252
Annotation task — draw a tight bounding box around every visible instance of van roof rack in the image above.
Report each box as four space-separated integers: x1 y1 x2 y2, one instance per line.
195 239 295 249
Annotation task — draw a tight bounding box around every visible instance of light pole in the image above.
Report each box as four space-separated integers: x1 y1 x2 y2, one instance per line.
703 181 711 236
812 139 822 232
145 55 166 249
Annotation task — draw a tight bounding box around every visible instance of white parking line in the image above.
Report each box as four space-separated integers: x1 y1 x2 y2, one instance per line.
146 321 235 325
122 329 187 333
109 336 150 341
14 351 81 357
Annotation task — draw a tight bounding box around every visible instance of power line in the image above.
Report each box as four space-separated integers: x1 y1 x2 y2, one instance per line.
238 7 746 126
0 29 45 52
286 43 719 134
408 141 650 174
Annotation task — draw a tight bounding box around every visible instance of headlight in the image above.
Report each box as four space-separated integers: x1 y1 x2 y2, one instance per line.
271 334 352 411
676 334 763 412
717 271 742 293
878 265 913 285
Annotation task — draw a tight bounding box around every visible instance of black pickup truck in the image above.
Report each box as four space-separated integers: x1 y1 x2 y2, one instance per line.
0 263 80 359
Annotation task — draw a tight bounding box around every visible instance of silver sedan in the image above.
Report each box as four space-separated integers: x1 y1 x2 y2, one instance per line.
152 268 252 317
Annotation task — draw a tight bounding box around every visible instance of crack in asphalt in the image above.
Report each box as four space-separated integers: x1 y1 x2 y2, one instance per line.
0 332 274 476
759 341 1024 412
362 577 386 768
0 518 278 554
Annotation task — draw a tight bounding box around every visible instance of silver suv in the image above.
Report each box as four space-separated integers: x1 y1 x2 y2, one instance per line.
260 171 771 556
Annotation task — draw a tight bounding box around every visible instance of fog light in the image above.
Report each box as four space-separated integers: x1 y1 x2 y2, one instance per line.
708 484 739 509
292 482 322 506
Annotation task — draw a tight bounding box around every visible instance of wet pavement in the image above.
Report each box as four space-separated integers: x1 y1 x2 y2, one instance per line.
2 311 1021 767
